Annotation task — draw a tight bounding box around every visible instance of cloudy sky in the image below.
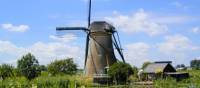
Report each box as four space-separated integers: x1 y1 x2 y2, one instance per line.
0 0 200 68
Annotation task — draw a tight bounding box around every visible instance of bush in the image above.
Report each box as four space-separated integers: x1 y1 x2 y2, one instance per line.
108 62 134 84
47 58 77 75
191 59 200 70
0 64 14 80
141 61 152 69
17 53 41 80
39 65 47 72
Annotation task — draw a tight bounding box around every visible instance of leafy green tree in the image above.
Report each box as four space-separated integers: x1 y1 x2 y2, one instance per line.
39 65 47 71
132 66 138 76
17 53 41 80
108 62 133 84
176 64 186 70
141 61 152 69
47 58 77 75
191 59 200 70
0 64 14 80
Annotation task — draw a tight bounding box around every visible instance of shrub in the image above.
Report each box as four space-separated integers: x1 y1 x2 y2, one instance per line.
108 62 133 84
0 64 14 80
141 61 152 69
191 59 200 70
17 53 41 80
39 65 47 71
47 58 77 75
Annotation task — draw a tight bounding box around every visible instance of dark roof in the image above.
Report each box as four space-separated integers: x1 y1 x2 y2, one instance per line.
143 63 168 73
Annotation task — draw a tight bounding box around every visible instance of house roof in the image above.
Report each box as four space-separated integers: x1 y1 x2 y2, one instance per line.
143 63 170 73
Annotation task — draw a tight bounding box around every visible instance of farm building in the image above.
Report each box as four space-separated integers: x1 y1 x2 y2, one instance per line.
142 61 189 81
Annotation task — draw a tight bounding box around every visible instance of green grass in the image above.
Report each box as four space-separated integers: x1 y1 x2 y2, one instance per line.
1 70 200 88
153 70 200 88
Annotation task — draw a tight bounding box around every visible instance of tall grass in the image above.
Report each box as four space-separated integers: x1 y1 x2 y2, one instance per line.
1 70 200 88
153 70 200 88
0 77 29 88
0 73 94 88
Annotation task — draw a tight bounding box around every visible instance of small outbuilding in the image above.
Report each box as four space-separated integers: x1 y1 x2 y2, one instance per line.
143 61 176 80
142 61 189 81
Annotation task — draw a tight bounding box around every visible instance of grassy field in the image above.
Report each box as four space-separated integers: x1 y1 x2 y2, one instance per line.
153 70 200 88
1 70 200 88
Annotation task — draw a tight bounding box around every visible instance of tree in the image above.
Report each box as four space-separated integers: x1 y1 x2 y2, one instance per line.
141 61 152 69
0 64 14 80
17 53 41 80
39 65 47 71
108 62 133 84
47 58 77 75
176 64 186 68
191 59 200 70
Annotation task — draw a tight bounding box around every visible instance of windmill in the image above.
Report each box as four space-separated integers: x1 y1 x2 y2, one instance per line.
56 0 125 77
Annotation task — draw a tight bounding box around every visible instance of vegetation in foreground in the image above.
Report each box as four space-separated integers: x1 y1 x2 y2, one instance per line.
1 53 200 88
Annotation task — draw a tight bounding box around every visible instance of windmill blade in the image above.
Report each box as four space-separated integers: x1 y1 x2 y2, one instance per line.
84 33 90 68
84 0 92 69
112 34 125 63
88 0 92 28
56 27 88 31
116 32 122 50
56 27 89 37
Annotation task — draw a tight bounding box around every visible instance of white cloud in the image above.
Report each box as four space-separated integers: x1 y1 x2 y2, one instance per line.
105 9 168 36
0 40 82 67
0 41 25 55
172 2 182 8
171 1 188 10
28 42 82 65
157 34 199 64
124 42 151 67
151 16 191 24
49 34 77 43
1 23 29 32
158 34 199 54
191 27 200 34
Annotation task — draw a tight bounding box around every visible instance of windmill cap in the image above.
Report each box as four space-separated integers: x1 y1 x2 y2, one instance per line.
90 21 116 33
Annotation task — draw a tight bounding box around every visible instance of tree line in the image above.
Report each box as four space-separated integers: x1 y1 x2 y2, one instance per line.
0 53 77 80
0 53 138 85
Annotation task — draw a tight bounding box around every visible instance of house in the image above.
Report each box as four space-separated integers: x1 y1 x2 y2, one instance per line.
142 61 189 81
143 61 176 80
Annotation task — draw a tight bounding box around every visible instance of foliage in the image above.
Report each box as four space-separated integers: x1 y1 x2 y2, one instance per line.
17 53 41 80
141 61 152 69
1 70 200 87
176 64 186 68
191 59 200 70
0 77 29 88
47 58 77 75
154 77 177 88
176 64 186 71
39 65 47 71
153 70 200 88
32 75 70 88
132 66 138 76
0 64 14 80
0 74 93 88
108 62 134 84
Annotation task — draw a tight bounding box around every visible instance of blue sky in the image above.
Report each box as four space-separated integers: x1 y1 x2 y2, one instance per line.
0 0 200 68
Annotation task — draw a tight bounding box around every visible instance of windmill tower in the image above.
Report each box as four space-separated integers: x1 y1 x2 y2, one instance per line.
56 0 125 77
